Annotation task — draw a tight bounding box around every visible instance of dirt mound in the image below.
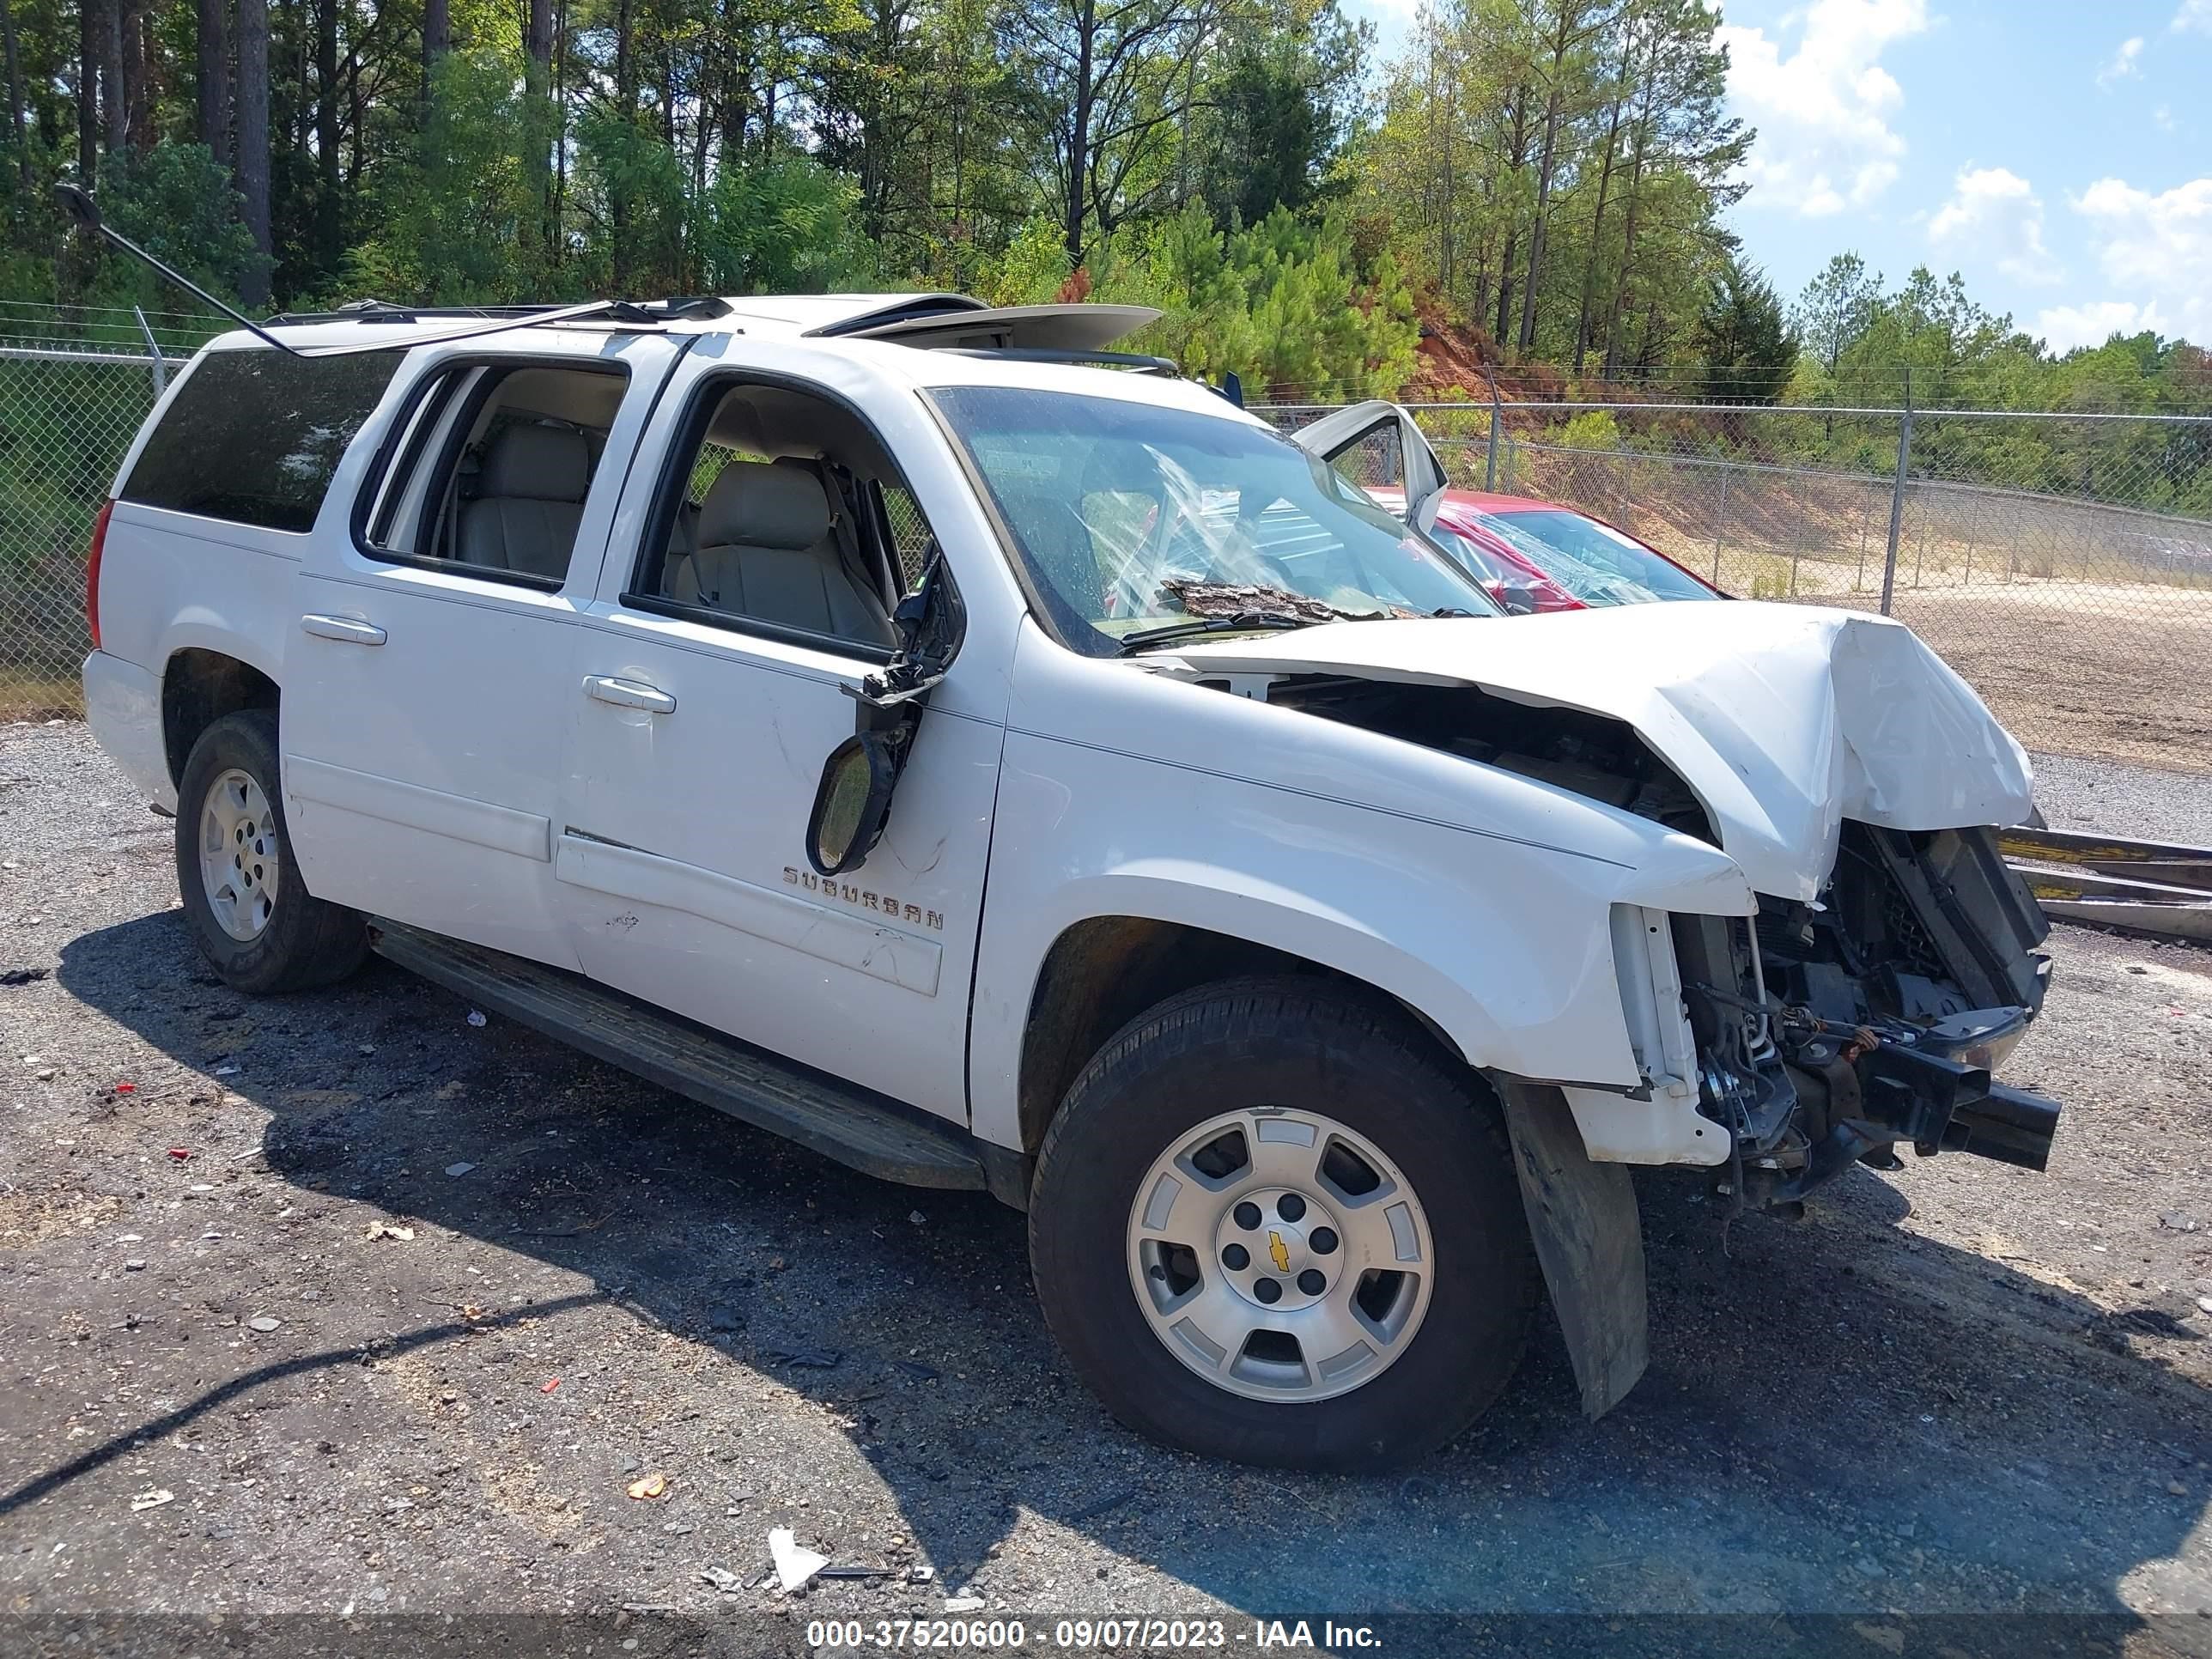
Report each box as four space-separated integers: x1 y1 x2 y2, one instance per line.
1407 307 1501 399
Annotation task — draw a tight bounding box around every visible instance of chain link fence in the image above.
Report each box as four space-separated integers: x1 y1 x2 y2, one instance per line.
5 342 2209 774
1 345 172 719
1267 398 2212 774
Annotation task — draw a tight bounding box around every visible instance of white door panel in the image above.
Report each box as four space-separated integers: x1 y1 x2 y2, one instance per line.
284 569 584 962
282 335 684 965
556 608 1000 1124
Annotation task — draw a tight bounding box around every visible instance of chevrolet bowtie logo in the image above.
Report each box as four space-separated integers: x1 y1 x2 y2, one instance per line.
1267 1231 1291 1273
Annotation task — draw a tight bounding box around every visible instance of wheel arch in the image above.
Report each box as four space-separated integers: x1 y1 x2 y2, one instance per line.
1012 910 1474 1159
162 646 280 787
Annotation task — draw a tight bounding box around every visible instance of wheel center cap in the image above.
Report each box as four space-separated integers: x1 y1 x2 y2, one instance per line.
1214 1186 1338 1312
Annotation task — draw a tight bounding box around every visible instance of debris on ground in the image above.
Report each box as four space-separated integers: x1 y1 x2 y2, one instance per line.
363 1219 415 1242
625 1473 667 1500
908 1566 935 1583
763 1345 841 1369
129 1489 175 1512
700 1565 745 1594
465 1010 487 1028
112 1080 135 1094
540 1377 560 1394
769 1526 828 1593
444 1162 476 1178
2160 1211 2198 1232
246 1316 280 1333
944 1595 987 1613
892 1359 939 1382
908 1210 926 1225
2 966 51 986
166 1147 191 1162
1067 1486 1138 1523
817 1565 892 1580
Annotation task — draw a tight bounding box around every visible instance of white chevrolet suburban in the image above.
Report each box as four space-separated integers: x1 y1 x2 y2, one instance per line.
76 290 2060 1471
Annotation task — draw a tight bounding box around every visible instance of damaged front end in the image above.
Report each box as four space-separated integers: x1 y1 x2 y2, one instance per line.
1673 821 2059 1205
1158 602 2064 1197
1214 661 2061 1199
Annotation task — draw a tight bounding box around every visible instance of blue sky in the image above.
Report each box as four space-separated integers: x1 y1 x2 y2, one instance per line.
1340 0 2212 352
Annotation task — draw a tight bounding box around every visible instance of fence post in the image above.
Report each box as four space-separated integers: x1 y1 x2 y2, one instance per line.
1880 373 1912 616
1711 469 1727 585
1484 369 1501 492
133 307 165 396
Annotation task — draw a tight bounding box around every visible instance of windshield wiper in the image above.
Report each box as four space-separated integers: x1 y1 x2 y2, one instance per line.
1116 611 1320 654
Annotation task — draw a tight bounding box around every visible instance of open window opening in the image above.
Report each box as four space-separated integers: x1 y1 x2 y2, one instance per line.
630 379 939 657
359 361 628 586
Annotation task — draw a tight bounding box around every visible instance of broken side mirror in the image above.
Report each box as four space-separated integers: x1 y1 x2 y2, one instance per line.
805 730 905 878
805 550 963 878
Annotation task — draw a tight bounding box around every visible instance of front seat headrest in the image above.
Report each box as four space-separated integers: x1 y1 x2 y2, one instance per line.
698 459 831 551
477 423 592 503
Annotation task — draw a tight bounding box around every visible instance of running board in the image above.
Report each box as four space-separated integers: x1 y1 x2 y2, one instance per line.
370 921 989 1192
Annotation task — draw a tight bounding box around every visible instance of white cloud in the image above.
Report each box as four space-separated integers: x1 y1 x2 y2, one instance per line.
2095 36 2143 87
2154 105 2177 132
2173 0 2212 34
1718 0 1928 216
1928 167 2063 285
2036 175 2212 351
2034 301 2166 355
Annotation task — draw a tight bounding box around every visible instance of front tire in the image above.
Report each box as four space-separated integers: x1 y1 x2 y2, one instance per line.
174 709 368 994
1029 976 1538 1471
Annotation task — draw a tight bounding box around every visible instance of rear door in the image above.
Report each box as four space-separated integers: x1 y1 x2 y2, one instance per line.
282 332 686 967
1291 400 1449 533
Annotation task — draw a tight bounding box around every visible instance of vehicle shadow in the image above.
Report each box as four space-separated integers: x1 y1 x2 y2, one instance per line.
46 910 2212 1634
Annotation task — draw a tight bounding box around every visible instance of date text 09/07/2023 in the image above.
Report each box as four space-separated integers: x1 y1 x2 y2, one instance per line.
801 1618 1384 1650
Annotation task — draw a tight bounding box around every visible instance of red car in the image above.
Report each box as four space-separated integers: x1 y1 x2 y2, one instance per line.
1379 489 1723 615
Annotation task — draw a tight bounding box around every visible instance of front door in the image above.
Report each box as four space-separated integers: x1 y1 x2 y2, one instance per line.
550 353 1005 1125
283 333 684 966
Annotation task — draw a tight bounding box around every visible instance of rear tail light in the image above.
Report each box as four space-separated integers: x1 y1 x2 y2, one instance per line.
86 498 113 652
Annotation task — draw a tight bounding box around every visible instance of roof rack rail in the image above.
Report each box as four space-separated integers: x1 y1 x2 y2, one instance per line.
262 295 732 327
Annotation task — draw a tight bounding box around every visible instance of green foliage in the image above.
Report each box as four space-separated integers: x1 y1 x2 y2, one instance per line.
981 216 1075 306
94 145 262 302
344 48 544 306
1076 203 1417 399
693 155 877 295
1690 252 1796 402
0 0 2198 455
1558 410 1621 452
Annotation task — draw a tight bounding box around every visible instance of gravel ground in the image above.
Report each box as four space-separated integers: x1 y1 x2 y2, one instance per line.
4 720 2212 1657
2033 752 2212 847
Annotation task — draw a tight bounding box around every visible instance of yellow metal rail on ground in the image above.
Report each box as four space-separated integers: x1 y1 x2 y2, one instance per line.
1998 826 2212 944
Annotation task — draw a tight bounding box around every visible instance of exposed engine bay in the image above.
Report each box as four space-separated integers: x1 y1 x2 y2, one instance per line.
1252 673 2063 1198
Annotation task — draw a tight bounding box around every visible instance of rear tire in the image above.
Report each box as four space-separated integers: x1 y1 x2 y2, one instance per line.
174 709 368 994
1029 976 1538 1471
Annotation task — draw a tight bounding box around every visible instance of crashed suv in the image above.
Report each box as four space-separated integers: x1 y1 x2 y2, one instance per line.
76 289 2057 1472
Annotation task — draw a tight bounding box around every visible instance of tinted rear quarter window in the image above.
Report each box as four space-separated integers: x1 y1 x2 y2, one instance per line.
123 349 401 532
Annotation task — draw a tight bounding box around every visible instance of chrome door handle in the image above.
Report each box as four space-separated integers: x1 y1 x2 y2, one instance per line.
300 613 387 646
584 675 676 714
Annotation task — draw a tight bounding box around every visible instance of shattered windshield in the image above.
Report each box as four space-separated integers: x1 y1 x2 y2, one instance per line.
1474 508 1717 606
929 386 1500 655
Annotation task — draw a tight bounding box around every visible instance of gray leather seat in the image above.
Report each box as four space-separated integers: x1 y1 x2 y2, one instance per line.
457 424 591 580
670 460 895 645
